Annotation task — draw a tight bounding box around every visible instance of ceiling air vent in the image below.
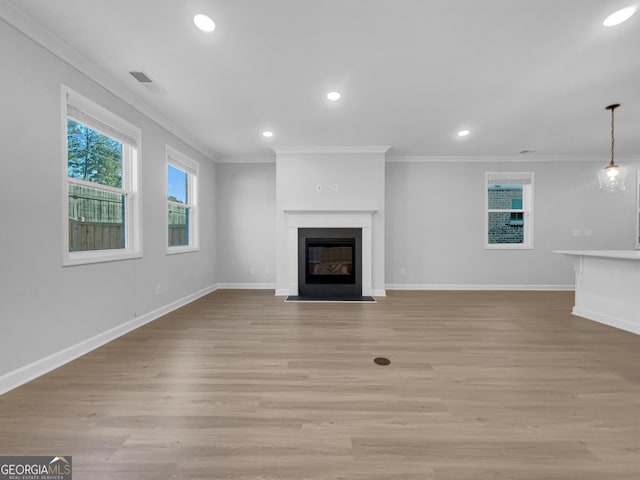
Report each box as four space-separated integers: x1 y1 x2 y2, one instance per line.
128 71 165 93
129 71 153 83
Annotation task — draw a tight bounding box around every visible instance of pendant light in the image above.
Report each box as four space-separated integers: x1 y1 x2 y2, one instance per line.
598 103 626 191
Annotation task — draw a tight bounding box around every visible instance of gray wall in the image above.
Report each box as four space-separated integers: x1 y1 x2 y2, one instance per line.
0 20 217 378
216 163 276 285
216 159 638 289
386 160 639 287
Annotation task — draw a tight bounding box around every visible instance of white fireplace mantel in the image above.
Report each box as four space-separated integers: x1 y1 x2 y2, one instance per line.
283 209 377 296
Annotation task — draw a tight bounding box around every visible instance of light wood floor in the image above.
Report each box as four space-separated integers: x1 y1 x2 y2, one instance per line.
1 290 639 479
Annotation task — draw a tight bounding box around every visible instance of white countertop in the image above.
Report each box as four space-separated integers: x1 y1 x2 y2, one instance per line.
554 250 640 260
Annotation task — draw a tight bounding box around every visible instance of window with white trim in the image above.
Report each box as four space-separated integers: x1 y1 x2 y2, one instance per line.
167 146 199 253
63 86 142 265
485 172 534 249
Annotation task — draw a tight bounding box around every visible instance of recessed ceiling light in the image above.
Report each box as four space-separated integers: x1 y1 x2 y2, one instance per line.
193 14 216 32
603 6 636 26
262 130 274 138
327 91 341 101
458 130 470 137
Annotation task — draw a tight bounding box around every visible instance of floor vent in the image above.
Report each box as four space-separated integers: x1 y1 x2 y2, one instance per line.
373 357 390 366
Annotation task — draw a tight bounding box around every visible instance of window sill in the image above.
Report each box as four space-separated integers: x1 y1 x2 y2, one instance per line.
64 250 142 266
167 245 200 255
484 244 533 250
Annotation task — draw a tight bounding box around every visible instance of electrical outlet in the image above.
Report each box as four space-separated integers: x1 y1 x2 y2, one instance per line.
249 267 255 275
584 229 593 237
333 183 339 192
155 284 161 295
400 268 407 276
571 228 582 237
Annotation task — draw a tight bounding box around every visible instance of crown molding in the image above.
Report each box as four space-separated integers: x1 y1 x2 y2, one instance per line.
0 0 217 162
386 154 639 163
217 153 639 165
217 155 276 164
273 146 391 155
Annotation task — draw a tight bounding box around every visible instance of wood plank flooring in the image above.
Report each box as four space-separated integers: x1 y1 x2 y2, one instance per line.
1 290 639 479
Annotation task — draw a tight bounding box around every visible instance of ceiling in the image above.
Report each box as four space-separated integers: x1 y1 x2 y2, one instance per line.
4 0 640 160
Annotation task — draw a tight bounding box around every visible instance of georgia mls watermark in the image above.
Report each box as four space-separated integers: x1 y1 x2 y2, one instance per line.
0 456 72 480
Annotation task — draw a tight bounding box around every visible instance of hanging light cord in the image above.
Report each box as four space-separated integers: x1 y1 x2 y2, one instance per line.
606 103 620 167
610 106 615 166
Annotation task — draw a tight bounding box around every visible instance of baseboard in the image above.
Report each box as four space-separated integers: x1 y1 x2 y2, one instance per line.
0 284 218 396
572 307 640 336
275 289 289 296
217 283 276 290
385 283 575 291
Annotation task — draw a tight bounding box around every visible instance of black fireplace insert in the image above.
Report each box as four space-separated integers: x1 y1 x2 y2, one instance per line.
297 228 362 298
305 238 356 285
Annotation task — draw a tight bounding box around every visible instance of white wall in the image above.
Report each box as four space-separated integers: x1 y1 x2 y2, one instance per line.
0 20 217 387
275 150 387 295
216 162 276 286
386 159 639 288
276 153 386 211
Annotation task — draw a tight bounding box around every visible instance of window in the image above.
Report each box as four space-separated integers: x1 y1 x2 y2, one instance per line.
63 86 142 265
485 172 534 249
167 146 199 253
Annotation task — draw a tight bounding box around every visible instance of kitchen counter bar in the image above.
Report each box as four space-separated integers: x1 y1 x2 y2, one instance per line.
554 250 640 335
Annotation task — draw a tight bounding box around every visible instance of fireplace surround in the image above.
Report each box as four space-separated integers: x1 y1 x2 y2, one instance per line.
282 210 376 297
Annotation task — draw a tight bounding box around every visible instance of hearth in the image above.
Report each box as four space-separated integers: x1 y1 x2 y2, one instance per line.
297 228 362 298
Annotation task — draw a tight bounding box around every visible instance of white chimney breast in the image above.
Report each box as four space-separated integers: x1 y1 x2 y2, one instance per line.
274 147 387 296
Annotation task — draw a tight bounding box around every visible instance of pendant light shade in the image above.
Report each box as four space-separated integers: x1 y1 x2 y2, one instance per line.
598 103 626 191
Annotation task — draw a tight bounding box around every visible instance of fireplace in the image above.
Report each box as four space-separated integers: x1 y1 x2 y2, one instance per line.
298 228 362 298
281 209 377 298
305 238 355 285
